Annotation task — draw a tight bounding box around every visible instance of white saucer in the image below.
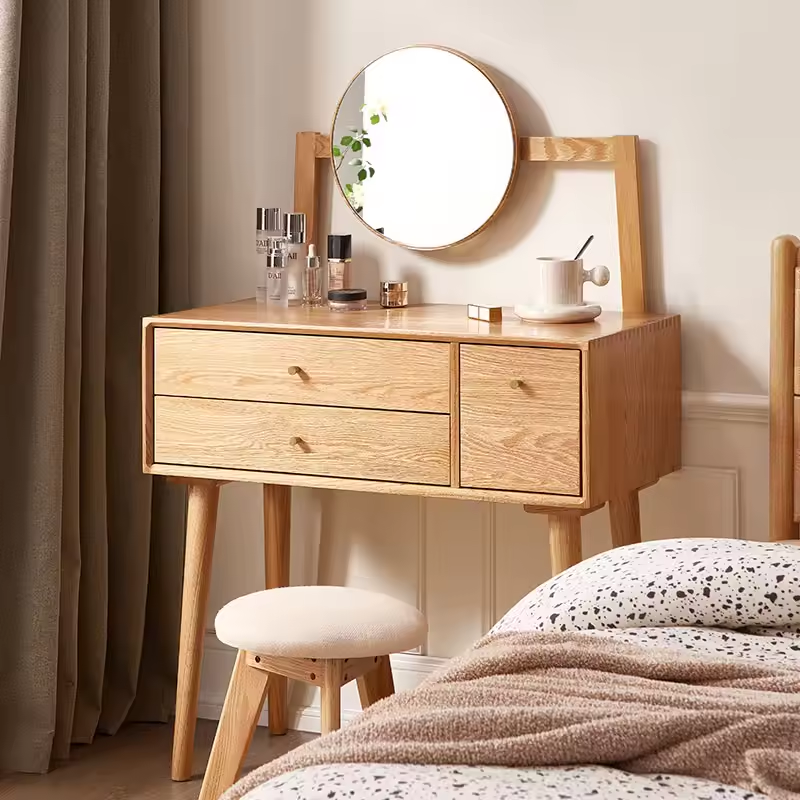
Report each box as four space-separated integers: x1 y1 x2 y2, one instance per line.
513 303 602 324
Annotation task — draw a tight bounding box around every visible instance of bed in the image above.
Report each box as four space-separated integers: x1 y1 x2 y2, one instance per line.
770 234 800 543
222 239 800 800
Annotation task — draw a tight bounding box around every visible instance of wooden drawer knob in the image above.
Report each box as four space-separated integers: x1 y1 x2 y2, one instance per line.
287 365 301 376
509 379 523 389
289 436 303 446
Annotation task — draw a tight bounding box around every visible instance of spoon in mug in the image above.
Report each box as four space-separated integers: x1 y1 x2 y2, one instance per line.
574 234 594 260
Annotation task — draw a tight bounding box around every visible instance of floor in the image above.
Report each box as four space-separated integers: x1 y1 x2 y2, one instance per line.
0 720 316 800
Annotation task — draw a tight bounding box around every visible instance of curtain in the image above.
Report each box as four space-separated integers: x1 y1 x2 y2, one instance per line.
0 0 189 772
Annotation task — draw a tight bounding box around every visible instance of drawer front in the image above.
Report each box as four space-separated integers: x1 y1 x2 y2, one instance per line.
154 396 450 485
154 328 449 413
459 345 581 494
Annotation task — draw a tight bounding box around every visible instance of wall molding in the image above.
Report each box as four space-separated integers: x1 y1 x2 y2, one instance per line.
682 391 767 424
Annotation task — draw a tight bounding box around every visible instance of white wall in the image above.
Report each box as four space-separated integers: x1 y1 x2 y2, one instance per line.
189 0 793 730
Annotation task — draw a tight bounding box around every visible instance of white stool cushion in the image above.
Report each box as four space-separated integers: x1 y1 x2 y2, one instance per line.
214 586 428 659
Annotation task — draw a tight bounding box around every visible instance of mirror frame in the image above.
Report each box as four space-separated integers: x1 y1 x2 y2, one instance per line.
330 45 519 251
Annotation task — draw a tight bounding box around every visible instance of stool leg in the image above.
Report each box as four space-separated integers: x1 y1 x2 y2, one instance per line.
199 651 270 800
357 655 395 709
320 660 343 735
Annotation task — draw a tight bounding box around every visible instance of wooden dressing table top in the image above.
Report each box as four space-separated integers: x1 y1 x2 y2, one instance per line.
148 300 676 349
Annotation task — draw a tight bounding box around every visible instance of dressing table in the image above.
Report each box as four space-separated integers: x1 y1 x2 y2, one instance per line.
143 45 681 782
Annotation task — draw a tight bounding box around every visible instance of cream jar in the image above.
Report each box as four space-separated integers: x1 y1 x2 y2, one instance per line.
328 288 368 312
380 280 408 308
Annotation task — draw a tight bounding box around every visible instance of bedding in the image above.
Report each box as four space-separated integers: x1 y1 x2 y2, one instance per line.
229 539 800 800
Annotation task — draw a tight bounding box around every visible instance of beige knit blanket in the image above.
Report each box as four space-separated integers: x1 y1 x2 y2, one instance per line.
224 632 800 800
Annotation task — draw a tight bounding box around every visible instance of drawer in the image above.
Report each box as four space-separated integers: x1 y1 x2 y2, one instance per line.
459 345 581 494
154 396 450 485
154 328 449 413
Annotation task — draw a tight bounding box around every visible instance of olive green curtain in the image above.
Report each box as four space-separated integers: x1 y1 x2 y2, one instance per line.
0 0 189 772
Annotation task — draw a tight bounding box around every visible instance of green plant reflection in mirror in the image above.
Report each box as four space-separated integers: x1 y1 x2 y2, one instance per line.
331 46 517 251
332 102 387 213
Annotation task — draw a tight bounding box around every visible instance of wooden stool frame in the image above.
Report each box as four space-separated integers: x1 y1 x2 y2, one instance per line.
198 651 394 800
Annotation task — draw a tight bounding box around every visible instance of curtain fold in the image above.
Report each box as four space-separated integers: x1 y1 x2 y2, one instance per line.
0 0 188 773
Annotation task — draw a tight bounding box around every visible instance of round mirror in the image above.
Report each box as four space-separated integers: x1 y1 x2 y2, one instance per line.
331 46 517 250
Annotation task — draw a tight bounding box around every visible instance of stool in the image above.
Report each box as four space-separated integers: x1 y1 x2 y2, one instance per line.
198 586 427 800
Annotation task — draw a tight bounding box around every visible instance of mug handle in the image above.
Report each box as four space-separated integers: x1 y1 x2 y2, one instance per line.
583 265 610 287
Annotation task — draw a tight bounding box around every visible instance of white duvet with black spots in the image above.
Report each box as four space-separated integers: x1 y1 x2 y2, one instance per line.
243 539 800 800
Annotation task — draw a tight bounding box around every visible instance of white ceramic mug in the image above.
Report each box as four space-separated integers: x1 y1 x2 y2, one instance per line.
531 257 610 308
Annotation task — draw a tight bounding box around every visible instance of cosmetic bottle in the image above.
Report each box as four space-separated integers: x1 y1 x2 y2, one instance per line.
265 247 288 307
327 234 352 292
256 207 283 303
302 244 323 306
284 212 306 306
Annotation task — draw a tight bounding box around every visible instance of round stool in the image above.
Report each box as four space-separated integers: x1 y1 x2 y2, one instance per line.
199 586 427 800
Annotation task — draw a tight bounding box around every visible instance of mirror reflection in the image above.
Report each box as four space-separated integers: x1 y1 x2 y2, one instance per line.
331 46 517 250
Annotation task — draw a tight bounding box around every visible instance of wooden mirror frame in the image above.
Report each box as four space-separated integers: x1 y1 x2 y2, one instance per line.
294 132 646 313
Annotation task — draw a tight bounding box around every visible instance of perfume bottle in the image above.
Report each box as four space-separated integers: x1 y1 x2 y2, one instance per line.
256 207 282 304
327 234 352 291
302 244 323 306
265 247 288 307
284 213 306 306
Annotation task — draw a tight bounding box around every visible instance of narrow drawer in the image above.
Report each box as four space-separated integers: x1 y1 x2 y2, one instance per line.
154 328 449 413
154 396 450 485
460 345 581 494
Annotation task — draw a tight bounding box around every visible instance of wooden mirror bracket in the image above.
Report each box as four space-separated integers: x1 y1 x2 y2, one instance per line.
294 132 646 314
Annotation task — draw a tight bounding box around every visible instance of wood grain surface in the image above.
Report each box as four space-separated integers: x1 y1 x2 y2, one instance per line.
155 396 450 486
146 301 678 348
154 328 450 412
460 345 581 494
547 514 582 574
519 136 615 162
197 651 270 800
583 317 681 505
613 135 646 313
772 235 800 537
172 482 221 782
262 484 291 735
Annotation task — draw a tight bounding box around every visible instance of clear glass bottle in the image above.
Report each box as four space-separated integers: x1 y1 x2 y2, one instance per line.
284 212 306 306
265 248 288 307
302 244 323 306
256 207 283 304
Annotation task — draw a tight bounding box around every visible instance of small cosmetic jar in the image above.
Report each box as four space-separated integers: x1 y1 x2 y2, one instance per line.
380 280 409 308
328 288 368 312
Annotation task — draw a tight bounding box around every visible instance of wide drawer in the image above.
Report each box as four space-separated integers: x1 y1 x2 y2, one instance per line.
153 328 449 413
154 396 450 485
459 345 581 494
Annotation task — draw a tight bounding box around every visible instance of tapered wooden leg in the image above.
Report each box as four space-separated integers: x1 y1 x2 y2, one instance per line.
198 651 270 800
356 655 395 709
172 481 221 782
263 484 291 735
320 660 343 735
609 490 642 548
548 514 582 575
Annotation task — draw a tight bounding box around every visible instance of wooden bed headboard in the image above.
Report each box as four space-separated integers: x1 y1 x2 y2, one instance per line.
769 234 800 541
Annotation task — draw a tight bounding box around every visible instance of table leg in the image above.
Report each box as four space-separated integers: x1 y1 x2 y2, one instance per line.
172 481 220 782
263 484 291 735
609 490 642 548
547 513 582 575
